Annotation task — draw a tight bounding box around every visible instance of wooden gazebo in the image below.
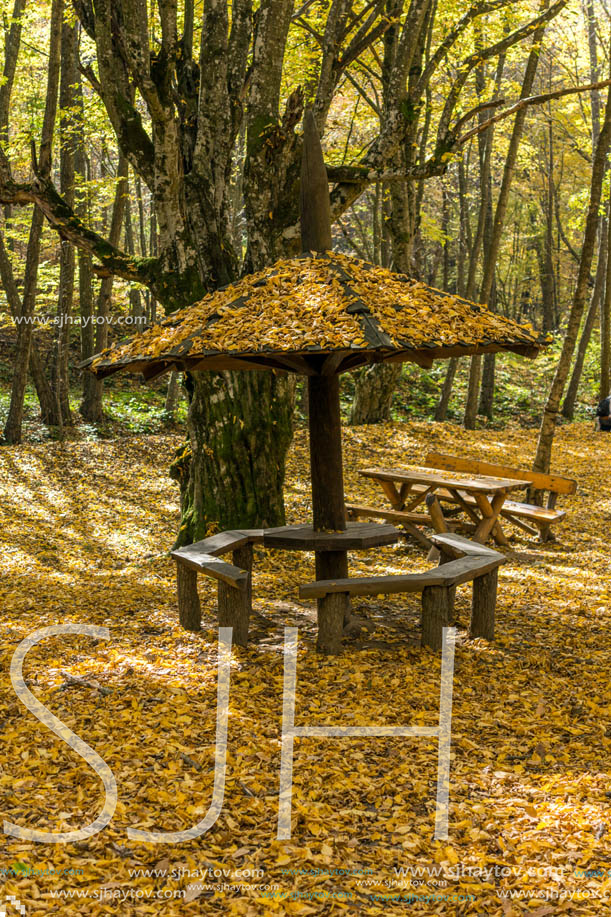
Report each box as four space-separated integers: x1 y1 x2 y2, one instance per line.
86 112 545 653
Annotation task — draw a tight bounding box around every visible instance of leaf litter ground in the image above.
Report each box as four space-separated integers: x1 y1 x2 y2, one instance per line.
0 422 609 916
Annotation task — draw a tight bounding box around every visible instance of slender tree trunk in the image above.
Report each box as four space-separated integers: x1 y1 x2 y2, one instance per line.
0 231 56 422
435 357 458 422
3 0 63 444
468 8 548 422
164 371 180 420
534 78 611 473
47 18 79 429
435 158 470 422
464 33 504 429
562 216 607 418
601 199 611 399
124 175 144 322
80 154 128 423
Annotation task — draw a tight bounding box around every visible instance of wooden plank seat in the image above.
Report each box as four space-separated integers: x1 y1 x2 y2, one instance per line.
172 529 263 645
406 485 566 529
299 536 506 650
425 452 576 542
345 503 434 549
262 521 400 551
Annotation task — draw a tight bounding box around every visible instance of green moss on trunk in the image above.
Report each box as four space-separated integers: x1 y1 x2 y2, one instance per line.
173 370 294 546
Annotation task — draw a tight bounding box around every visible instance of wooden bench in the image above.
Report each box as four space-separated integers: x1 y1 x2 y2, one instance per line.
424 452 576 542
299 533 506 650
172 529 263 645
345 503 433 549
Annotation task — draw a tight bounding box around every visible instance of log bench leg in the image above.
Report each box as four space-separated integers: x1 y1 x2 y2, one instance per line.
218 543 253 647
421 584 453 651
176 564 201 632
218 582 250 646
437 549 457 611
316 548 350 655
470 568 498 641
317 591 348 655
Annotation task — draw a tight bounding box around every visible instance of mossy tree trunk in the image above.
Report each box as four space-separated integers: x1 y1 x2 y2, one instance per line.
173 370 294 545
350 364 401 425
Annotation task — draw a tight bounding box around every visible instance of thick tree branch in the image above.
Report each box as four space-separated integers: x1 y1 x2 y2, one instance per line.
0 176 200 308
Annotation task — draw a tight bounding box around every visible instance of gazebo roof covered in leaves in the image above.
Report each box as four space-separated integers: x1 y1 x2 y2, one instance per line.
87 250 545 381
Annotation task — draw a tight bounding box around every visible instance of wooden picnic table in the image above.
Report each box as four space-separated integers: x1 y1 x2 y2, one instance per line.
358 467 529 547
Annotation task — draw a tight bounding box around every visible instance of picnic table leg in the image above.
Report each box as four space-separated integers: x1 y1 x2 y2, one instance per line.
472 492 506 544
379 479 407 510
492 521 510 546
425 494 448 561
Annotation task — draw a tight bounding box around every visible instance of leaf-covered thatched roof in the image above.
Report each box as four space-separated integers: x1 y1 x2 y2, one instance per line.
87 252 547 379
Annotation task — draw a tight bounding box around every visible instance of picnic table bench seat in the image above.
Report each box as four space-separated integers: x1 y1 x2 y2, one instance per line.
345 503 433 548
397 485 566 532
299 533 506 650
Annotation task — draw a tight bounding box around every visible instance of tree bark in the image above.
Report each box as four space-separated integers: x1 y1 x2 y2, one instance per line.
80 154 128 423
534 78 611 473
3 0 62 444
175 370 294 543
562 216 607 419
47 18 79 429
350 363 401 424
601 199 611 399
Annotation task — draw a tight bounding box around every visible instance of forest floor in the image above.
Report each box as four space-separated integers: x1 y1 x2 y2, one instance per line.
0 421 609 916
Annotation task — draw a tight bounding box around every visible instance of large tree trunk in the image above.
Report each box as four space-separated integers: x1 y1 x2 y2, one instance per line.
350 363 401 424
173 371 294 545
535 78 611 473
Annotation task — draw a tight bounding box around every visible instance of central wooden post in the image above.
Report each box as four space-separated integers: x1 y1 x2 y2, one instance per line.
308 373 350 654
300 107 349 653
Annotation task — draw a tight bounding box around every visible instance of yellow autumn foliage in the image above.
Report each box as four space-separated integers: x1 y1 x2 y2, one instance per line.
90 253 543 374
0 421 607 915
